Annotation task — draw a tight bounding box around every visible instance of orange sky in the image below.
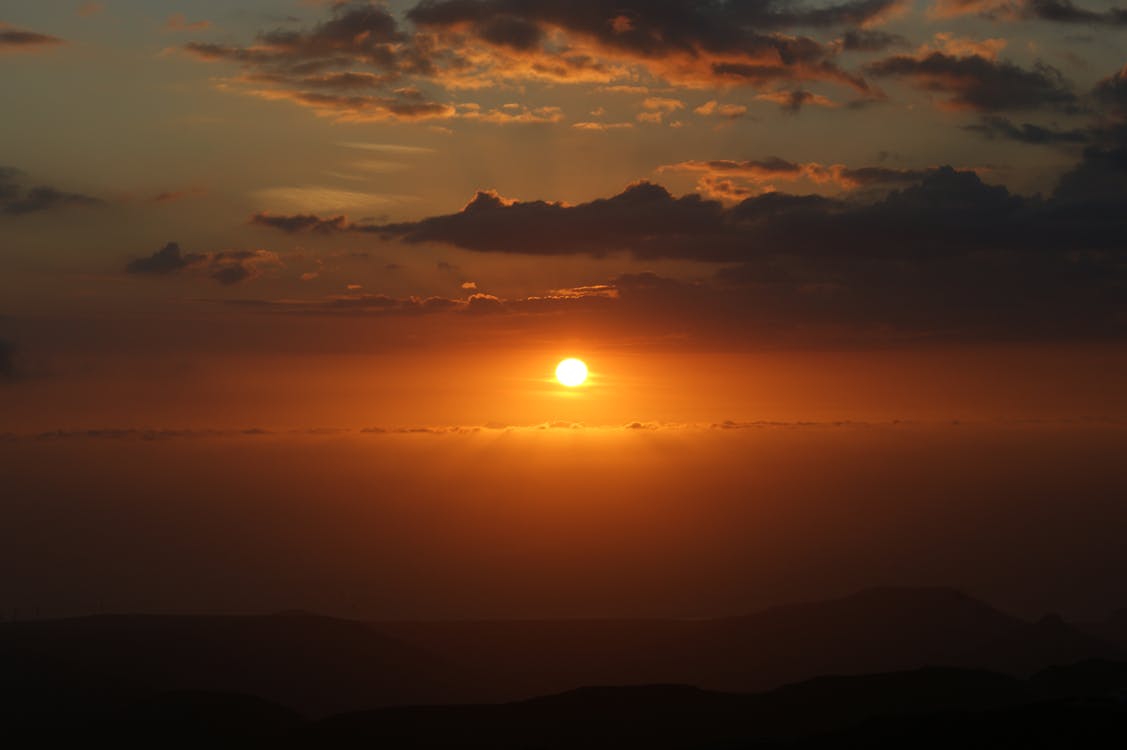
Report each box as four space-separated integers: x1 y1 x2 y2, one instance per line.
1 0 1125 620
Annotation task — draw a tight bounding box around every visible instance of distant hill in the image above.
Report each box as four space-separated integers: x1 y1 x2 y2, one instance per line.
0 612 464 721
2 587 1122 724
1079 608 1127 652
373 587 1124 699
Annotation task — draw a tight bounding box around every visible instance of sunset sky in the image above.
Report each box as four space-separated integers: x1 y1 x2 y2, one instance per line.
1 1 1125 621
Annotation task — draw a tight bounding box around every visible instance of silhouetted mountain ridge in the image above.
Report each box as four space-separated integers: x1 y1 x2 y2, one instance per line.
3 586 1122 725
372 586 1122 698
0 611 465 719
220 661 1127 747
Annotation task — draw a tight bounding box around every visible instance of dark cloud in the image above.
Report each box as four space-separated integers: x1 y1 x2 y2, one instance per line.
1014 0 1127 24
126 243 282 284
839 29 907 52
267 167 1080 261
182 0 891 122
255 182 726 256
1018 0 1127 25
231 249 1123 342
407 0 907 36
758 88 842 113
773 89 813 113
964 115 1090 144
837 166 934 186
125 242 201 274
1052 134 1127 204
251 212 350 233
258 159 1127 258
0 25 63 50
185 3 407 71
0 167 102 215
1051 67 1127 200
930 0 1127 25
182 4 456 122
208 251 278 285
1095 65 1127 115
245 147 1127 341
866 52 1076 112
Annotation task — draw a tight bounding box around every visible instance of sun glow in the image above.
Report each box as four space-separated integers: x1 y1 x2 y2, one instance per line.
556 358 589 387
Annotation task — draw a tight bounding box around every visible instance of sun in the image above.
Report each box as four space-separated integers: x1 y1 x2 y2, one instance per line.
555 358 589 387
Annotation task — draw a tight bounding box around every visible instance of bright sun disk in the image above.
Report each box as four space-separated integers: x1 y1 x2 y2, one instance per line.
556 358 588 387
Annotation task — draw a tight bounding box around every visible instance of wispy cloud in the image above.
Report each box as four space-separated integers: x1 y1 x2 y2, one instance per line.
0 22 64 51
0 167 102 215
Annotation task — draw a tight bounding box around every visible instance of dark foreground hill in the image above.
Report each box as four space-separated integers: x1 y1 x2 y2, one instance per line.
6 661 1127 747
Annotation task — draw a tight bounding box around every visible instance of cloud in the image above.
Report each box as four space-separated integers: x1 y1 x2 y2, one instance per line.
694 100 749 118
238 114 1127 340
339 141 436 155
838 29 908 52
180 0 895 124
572 121 635 131
227 291 477 316
208 251 282 285
925 32 1008 61
252 212 351 233
964 115 1090 144
234 85 458 123
929 0 1127 25
0 23 63 51
407 0 908 40
407 0 897 91
1051 128 1127 204
250 168 1085 260
456 102 564 124
126 242 283 284
1095 64 1127 115
1022 0 1127 25
0 167 102 215
662 157 930 200
125 242 199 274
181 4 459 123
165 14 213 31
642 97 685 112
236 246 1123 342
0 422 716 441
755 89 839 113
866 51 1076 112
